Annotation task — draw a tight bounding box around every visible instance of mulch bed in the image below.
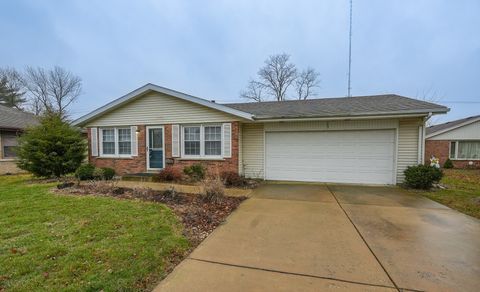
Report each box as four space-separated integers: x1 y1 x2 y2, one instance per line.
53 181 247 245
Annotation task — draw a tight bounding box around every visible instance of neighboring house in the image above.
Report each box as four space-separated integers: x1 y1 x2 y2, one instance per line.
0 105 39 174
73 83 448 185
425 115 480 168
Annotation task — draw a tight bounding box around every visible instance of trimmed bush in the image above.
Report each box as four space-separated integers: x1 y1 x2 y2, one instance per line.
443 158 454 169
102 167 116 180
16 114 87 177
183 163 205 181
404 164 444 189
221 171 246 187
157 166 183 182
92 167 105 180
75 164 95 180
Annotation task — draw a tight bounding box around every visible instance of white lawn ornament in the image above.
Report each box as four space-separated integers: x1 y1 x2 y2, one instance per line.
430 156 440 169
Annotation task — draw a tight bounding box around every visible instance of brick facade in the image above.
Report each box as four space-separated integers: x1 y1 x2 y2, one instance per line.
425 140 480 168
87 122 240 176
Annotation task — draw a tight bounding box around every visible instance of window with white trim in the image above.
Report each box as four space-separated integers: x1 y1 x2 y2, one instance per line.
100 127 132 156
450 141 480 160
182 125 222 157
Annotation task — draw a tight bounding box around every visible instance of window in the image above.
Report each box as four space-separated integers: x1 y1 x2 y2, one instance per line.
1 132 19 159
102 129 115 155
100 128 132 156
450 141 480 160
184 126 201 156
204 126 222 156
182 125 223 157
449 142 456 159
118 128 131 155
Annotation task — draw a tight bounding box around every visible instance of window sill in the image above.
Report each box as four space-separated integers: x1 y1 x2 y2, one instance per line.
96 156 134 159
450 158 480 161
0 158 17 162
178 157 225 161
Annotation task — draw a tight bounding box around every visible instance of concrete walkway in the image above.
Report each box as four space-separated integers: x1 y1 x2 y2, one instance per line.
155 183 480 292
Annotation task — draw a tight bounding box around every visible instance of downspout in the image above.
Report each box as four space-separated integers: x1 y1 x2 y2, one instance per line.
421 112 433 164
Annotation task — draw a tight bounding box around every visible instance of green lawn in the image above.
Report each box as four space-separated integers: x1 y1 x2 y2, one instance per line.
420 169 480 219
0 175 189 291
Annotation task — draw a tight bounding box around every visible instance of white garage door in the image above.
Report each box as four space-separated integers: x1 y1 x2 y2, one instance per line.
265 130 395 184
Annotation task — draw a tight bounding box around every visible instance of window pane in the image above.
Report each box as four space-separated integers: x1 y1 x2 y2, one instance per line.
205 141 221 155
458 141 480 159
450 142 456 158
118 128 131 142
149 128 163 149
3 146 18 158
103 142 115 154
204 126 221 156
184 127 200 141
204 126 221 141
184 141 200 155
118 141 131 155
102 129 115 142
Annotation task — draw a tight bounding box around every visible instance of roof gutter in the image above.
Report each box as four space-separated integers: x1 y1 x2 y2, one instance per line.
253 111 448 123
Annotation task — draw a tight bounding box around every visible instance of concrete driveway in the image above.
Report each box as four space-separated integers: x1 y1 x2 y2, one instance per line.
155 183 480 292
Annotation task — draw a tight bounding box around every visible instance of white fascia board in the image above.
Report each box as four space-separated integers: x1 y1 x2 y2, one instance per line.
73 83 254 126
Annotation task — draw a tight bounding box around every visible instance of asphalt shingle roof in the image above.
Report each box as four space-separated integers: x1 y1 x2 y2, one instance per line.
426 115 480 136
223 94 448 119
0 105 39 130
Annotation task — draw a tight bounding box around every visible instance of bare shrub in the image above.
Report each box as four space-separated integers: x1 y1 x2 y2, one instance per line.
201 176 225 204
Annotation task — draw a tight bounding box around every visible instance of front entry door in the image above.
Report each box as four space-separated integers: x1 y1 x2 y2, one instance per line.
147 127 164 170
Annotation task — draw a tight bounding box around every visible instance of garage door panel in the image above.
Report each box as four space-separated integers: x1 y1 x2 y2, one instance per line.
265 130 395 184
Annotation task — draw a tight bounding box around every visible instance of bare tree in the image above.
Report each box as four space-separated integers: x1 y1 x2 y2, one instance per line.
240 80 264 102
241 53 321 102
23 66 82 118
415 87 444 126
257 53 297 101
295 68 320 100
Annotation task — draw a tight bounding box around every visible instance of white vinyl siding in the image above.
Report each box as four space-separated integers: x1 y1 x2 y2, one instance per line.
85 92 244 127
397 118 423 182
241 123 264 178
238 124 243 175
428 120 480 140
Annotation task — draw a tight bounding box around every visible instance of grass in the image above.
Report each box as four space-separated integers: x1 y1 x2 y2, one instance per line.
420 169 480 219
0 175 189 291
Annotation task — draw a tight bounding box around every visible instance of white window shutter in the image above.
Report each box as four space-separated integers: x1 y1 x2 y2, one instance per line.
172 124 180 157
223 123 232 158
131 126 138 156
91 128 98 156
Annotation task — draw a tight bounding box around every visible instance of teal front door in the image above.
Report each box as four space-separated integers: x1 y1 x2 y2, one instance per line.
147 127 164 170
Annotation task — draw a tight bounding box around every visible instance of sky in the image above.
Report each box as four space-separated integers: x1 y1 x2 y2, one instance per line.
1 0 479 124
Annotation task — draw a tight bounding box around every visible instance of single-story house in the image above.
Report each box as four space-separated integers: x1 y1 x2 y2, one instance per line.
73 83 448 185
0 105 39 174
425 115 480 168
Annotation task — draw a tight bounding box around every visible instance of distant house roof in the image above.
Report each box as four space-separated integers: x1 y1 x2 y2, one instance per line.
223 94 448 120
0 105 39 131
426 115 480 138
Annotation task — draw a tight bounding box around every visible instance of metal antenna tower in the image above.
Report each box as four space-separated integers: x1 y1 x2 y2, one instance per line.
347 0 353 97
